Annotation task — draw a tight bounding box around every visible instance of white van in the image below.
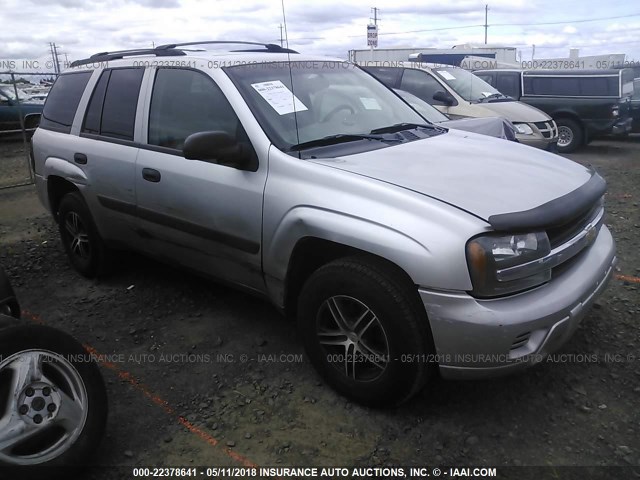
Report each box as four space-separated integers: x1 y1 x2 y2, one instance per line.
363 63 558 150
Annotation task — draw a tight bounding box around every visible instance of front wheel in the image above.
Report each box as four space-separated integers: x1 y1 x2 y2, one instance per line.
0 324 108 478
297 257 434 407
556 118 583 153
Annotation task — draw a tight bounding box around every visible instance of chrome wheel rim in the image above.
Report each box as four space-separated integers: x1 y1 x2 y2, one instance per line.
316 295 389 382
64 212 91 260
557 125 574 148
0 349 88 465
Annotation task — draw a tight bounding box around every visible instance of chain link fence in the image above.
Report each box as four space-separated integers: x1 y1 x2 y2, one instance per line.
0 71 57 189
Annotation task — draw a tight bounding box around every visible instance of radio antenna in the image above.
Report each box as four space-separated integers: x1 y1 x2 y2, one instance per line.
281 0 301 155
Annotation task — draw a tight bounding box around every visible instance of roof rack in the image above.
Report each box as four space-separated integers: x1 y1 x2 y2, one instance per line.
155 40 297 54
70 41 298 68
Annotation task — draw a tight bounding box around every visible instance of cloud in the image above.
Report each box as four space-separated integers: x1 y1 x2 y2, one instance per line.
0 0 638 68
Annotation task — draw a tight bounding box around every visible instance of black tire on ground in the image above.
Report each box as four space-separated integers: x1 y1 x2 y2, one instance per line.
297 256 434 407
0 324 108 478
556 118 583 153
57 191 107 278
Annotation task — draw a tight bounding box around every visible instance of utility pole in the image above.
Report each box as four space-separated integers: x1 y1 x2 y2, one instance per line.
49 43 57 74
484 4 489 45
52 42 61 74
279 24 284 47
371 7 379 27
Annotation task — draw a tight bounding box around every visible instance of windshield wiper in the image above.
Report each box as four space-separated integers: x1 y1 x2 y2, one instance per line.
369 122 432 134
477 93 506 102
289 133 401 151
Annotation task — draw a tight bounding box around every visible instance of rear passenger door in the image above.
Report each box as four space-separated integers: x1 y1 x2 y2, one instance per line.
134 68 267 292
76 68 145 246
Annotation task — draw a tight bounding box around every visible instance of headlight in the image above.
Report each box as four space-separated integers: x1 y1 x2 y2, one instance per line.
513 123 534 135
611 105 619 117
466 232 551 297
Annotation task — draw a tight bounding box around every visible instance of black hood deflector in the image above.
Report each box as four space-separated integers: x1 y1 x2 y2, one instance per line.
488 171 606 231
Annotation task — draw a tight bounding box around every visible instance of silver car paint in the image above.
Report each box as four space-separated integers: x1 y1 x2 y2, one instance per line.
32 53 615 378
306 129 591 220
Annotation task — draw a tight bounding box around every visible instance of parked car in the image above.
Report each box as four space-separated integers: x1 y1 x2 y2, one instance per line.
0 87 43 133
32 42 616 406
0 266 107 476
631 77 640 133
362 64 558 150
474 68 634 152
394 89 518 141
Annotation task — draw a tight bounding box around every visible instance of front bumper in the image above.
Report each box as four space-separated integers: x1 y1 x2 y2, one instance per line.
517 135 552 150
419 225 616 379
611 117 633 135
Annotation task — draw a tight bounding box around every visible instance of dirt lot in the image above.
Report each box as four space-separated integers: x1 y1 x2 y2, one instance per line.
0 137 639 479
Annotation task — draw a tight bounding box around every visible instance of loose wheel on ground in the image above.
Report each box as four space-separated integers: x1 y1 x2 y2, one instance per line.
0 323 108 478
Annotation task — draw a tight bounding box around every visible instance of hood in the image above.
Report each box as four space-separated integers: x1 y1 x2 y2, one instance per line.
469 100 550 123
310 129 593 223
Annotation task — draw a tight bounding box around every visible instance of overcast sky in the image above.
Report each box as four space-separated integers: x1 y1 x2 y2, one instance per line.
1 0 639 69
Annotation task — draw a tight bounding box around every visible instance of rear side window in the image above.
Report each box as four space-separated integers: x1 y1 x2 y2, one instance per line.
82 71 110 134
524 76 618 97
40 72 92 133
82 68 144 140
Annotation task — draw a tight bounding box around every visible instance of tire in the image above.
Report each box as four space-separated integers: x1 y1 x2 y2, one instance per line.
556 118 583 153
57 192 107 278
0 324 108 478
297 256 434 407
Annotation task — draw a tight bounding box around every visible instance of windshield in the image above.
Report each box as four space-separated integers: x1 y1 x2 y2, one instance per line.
432 67 504 103
394 89 449 123
224 61 431 151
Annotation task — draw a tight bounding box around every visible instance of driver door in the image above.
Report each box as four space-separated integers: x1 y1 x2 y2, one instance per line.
135 68 267 293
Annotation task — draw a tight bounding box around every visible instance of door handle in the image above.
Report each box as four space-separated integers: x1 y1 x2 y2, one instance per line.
74 153 87 165
142 168 161 183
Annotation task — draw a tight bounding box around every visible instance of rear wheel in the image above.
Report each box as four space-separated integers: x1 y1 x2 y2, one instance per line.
57 192 106 278
297 257 434 407
556 118 583 153
0 324 107 478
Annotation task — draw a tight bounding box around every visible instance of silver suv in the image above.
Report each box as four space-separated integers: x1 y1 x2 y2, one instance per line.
32 42 616 406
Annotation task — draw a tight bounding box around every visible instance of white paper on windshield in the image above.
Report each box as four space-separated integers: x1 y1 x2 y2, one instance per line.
481 91 494 97
251 80 308 115
438 70 456 80
359 97 382 110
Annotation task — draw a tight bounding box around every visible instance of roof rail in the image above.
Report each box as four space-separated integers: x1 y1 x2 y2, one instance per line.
155 40 298 54
70 48 185 67
69 41 298 68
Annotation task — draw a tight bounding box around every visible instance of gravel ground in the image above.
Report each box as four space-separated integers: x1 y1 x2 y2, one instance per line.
0 137 32 188
0 137 638 479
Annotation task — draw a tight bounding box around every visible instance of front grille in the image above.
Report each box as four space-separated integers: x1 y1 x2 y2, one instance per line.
534 120 558 139
546 199 603 249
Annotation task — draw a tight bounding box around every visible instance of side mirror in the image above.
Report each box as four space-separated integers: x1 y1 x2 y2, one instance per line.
183 131 256 171
433 90 455 106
